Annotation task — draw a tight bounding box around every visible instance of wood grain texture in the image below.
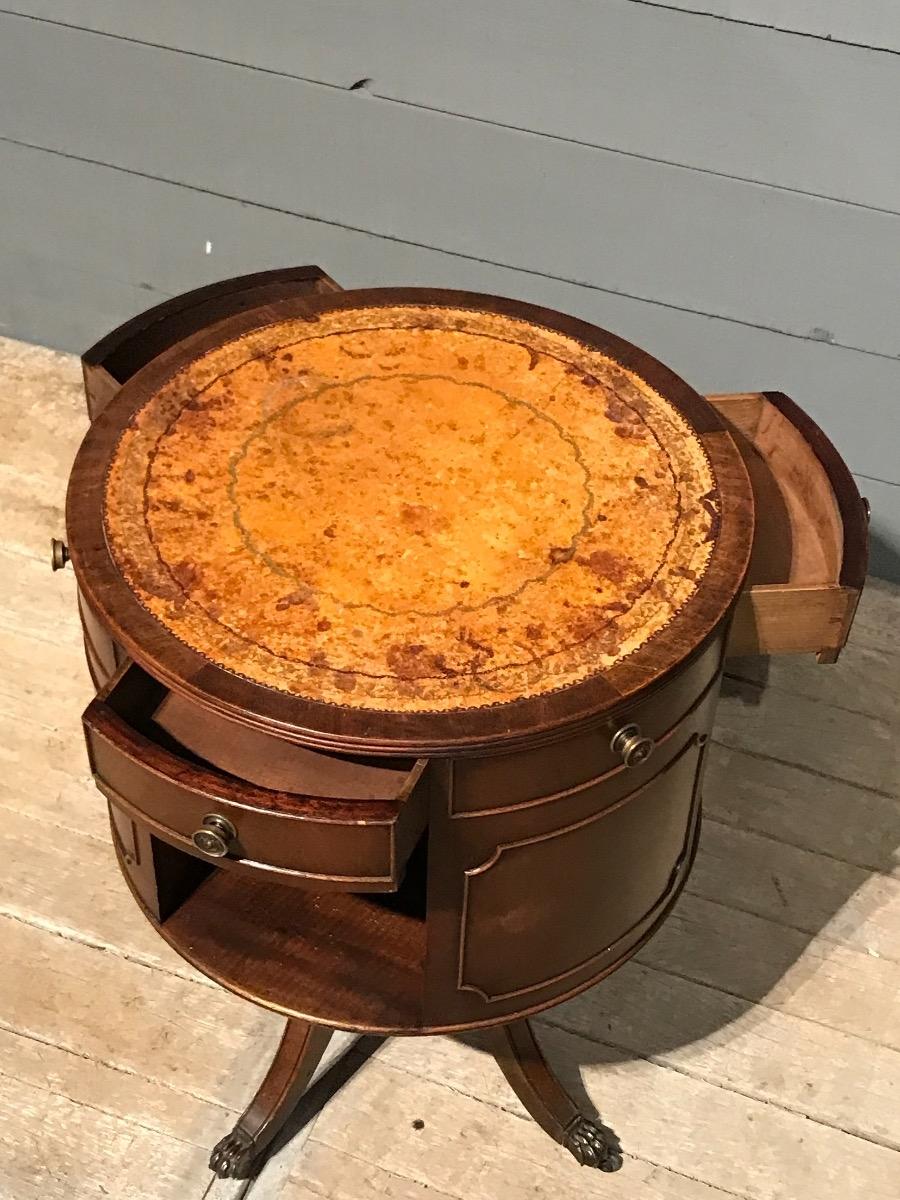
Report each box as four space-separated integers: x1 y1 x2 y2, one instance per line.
5 1 900 209
2 15 900 364
709 390 866 657
3 333 900 1197
308 1033 900 1200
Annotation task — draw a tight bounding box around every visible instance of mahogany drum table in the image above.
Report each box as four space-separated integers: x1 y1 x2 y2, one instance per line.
56 267 869 1178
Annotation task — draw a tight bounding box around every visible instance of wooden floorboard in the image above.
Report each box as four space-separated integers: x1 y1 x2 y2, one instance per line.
1 335 898 1197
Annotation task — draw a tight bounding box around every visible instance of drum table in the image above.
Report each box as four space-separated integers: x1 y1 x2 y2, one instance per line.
56 267 868 1178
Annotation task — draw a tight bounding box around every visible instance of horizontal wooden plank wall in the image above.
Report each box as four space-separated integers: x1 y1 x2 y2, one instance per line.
6 1 900 210
616 2 900 53
1 6 898 577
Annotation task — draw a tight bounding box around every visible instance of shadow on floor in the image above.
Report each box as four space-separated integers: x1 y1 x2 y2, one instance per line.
452 666 900 1159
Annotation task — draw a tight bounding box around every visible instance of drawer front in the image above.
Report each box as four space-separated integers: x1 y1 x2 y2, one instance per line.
83 667 428 891
78 588 119 688
451 630 724 814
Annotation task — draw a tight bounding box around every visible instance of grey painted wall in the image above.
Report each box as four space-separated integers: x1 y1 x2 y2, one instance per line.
1 4 898 577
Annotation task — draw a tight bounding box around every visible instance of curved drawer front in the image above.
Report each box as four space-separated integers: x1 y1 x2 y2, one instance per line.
451 631 724 815
83 664 428 891
78 588 120 688
82 265 340 419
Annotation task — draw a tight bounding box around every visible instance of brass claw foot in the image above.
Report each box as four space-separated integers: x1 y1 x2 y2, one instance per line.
209 1127 255 1178
563 1116 623 1171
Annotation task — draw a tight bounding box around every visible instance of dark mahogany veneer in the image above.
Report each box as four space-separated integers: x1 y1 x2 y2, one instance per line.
59 267 867 1179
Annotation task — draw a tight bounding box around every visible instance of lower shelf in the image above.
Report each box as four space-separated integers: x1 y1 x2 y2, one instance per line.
159 867 428 1033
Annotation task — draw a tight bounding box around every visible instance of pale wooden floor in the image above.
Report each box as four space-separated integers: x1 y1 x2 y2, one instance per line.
1 333 898 1200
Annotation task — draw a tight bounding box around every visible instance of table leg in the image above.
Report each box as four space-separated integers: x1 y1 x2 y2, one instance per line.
488 1019 622 1171
209 1018 334 1178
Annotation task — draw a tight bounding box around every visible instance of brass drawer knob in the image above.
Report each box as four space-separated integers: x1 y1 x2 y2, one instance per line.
610 723 655 768
50 538 70 571
191 813 237 857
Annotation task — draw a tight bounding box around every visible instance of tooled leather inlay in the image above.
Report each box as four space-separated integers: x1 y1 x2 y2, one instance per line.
104 305 719 711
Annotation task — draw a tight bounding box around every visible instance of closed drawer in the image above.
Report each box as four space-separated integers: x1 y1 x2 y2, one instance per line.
708 391 868 663
83 663 429 891
451 630 724 814
78 588 119 688
448 676 724 864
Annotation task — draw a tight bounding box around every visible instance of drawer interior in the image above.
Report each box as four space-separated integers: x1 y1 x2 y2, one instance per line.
708 391 867 661
84 662 430 890
97 662 425 804
153 689 418 800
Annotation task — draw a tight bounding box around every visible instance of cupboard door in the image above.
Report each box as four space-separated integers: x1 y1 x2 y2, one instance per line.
458 736 703 1004
424 728 708 1028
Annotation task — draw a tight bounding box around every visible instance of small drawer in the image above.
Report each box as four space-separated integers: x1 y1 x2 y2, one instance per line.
708 391 868 663
81 265 341 419
77 588 120 688
451 631 725 814
83 663 429 891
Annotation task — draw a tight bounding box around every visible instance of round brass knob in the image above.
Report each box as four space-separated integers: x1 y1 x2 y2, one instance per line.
610 723 655 768
50 538 70 571
191 813 237 858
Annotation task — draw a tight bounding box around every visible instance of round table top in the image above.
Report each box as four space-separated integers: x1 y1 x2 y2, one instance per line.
70 288 754 752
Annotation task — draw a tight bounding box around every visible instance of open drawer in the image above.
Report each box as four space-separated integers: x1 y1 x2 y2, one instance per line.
83 662 430 891
81 264 341 420
708 391 868 662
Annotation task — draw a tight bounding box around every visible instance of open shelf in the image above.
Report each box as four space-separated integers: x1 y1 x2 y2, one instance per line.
159 863 428 1034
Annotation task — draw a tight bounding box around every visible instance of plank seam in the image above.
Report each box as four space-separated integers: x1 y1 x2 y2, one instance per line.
0 905 219 989
4 136 899 367
0 799 108 843
856 472 900 489
538 1013 900 1152
622 0 900 57
4 865 896 1041
683 881 899 965
722 671 892 722
300 1137 461 1200
0 1018 237 1120
633 952 899 1052
701 808 899 878
710 737 898 800
377 91 900 219
3 8 900 218
319 1059 759 1200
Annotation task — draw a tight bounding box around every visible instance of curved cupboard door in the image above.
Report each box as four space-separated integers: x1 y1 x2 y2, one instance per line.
424 723 710 1027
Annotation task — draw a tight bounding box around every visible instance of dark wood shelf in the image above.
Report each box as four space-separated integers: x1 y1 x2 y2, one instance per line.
160 867 427 1034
